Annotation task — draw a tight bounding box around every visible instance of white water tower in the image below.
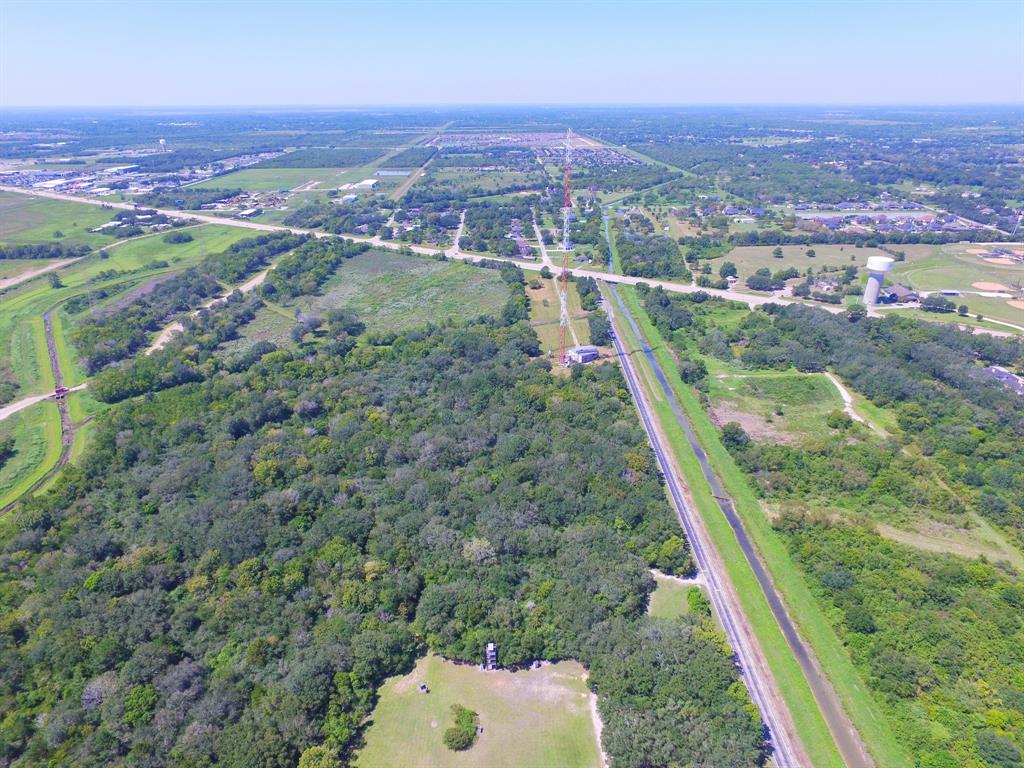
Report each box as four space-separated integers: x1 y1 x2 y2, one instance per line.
863 255 895 305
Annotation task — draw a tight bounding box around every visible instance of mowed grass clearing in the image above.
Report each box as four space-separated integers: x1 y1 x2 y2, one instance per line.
723 244 889 284
527 277 591 357
191 167 349 191
707 371 845 443
355 654 602 768
647 571 696 620
0 190 116 248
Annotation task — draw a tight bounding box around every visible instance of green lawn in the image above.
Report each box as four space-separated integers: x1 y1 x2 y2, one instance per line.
0 191 117 247
723 244 889 283
647 572 696 620
611 284 909 768
356 655 601 768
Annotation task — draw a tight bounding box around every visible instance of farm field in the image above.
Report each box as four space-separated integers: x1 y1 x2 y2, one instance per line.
355 654 602 768
0 190 117 247
647 571 696 620
191 167 349 191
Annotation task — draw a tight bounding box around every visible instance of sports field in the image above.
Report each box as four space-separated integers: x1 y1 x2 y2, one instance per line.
0 190 117 247
355 654 602 768
888 243 1024 326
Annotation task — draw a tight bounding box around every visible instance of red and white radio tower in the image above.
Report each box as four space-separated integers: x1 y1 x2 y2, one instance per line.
558 129 573 365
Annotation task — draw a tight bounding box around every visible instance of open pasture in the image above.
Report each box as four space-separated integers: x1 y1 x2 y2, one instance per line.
0 190 117 247
355 654 602 768
191 167 348 191
723 243 890 280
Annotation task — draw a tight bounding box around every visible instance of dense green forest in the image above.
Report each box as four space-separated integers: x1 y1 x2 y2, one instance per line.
136 188 242 210
640 288 1024 768
0 242 93 260
282 200 391 238
0 253 767 768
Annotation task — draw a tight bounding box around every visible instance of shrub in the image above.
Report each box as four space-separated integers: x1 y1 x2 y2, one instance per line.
443 704 478 751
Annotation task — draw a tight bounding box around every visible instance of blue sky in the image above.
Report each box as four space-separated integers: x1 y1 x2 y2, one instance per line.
2 0 1022 106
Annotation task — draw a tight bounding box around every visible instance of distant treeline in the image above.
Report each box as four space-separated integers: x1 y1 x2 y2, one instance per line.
725 229 1015 246
256 147 386 168
381 146 436 167
136 188 242 210
0 243 92 260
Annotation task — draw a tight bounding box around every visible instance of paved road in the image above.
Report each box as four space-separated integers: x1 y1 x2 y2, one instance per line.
604 285 806 768
606 284 874 768
7 185 1021 339
0 186 839 310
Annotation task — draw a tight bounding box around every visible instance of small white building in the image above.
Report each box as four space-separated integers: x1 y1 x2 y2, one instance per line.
567 345 600 364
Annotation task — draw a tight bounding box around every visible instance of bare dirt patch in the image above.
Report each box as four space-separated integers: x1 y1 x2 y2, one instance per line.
710 403 795 443
984 257 1017 266
1007 300 1024 311
967 248 990 255
972 281 1010 291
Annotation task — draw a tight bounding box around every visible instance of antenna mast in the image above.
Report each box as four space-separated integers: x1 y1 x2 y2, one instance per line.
559 129 573 365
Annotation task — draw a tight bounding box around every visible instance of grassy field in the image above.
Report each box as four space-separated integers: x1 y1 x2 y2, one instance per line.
611 284 908 768
723 243 889 281
527 277 591 357
0 401 61 510
356 655 601 768
647 572 696 620
191 167 349 191
222 250 512 356
0 190 117 248
707 371 845 443
0 259 49 280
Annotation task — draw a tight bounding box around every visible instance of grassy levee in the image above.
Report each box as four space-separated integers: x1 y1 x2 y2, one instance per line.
616 285 910 768
0 402 61 510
